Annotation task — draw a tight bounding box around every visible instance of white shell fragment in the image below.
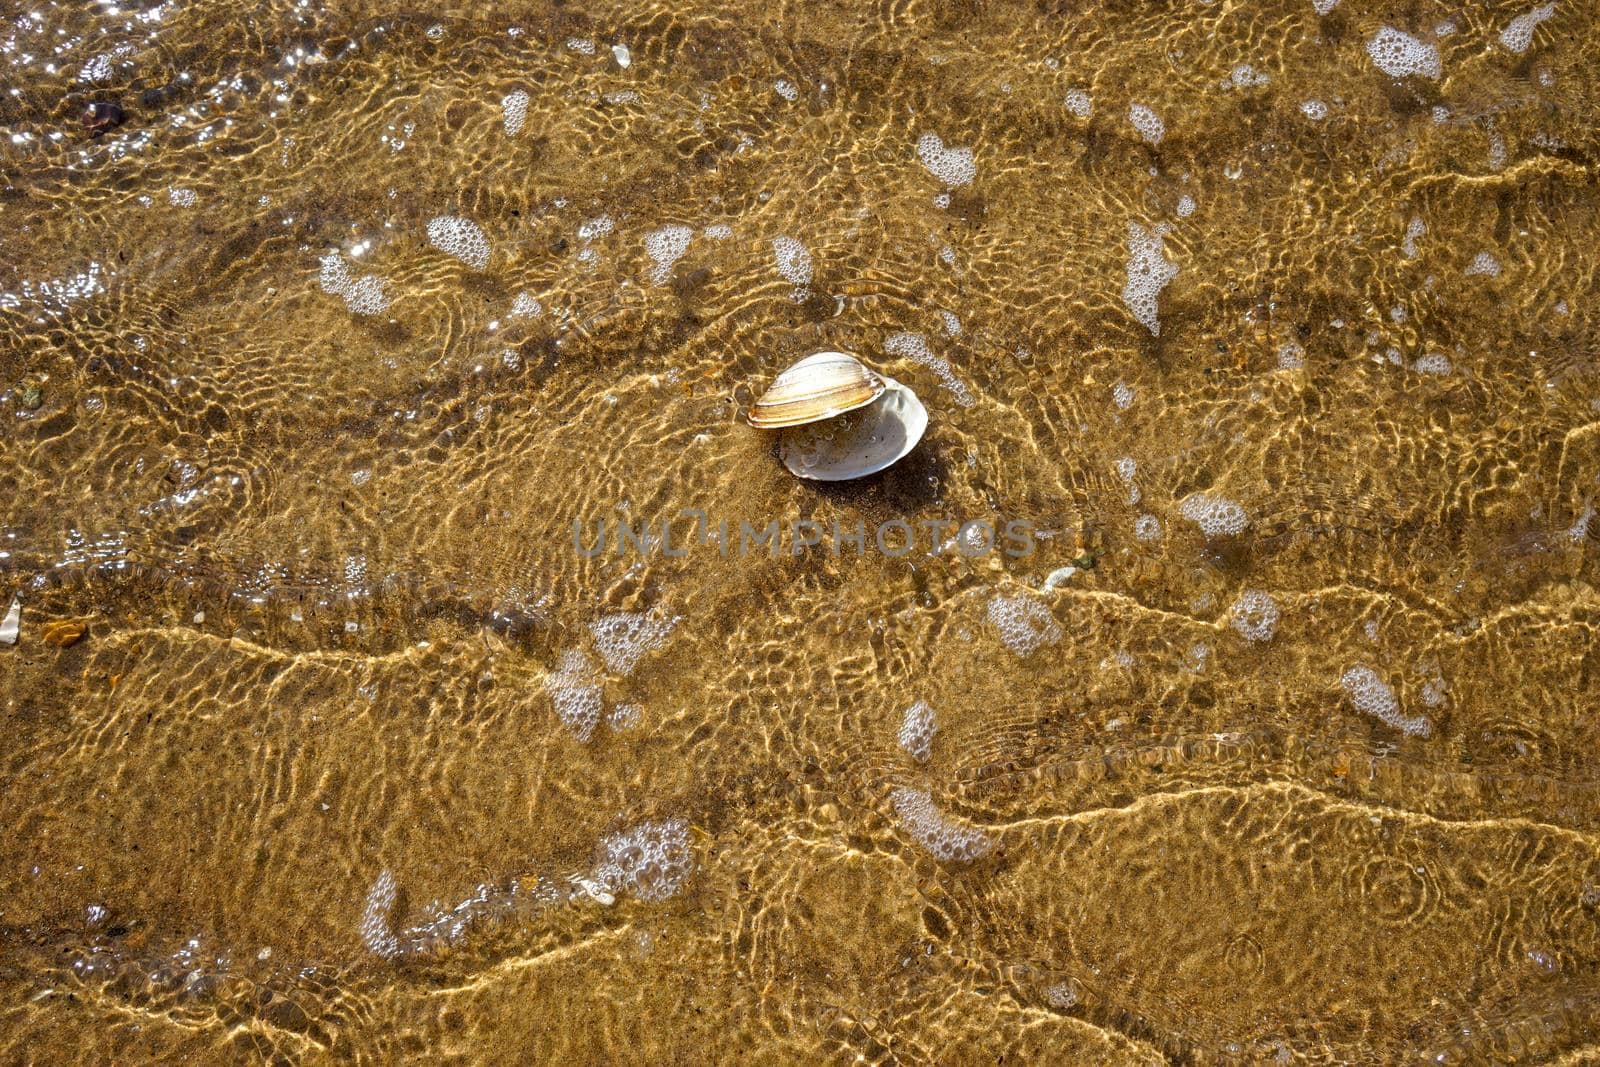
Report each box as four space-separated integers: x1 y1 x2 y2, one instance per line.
0 595 18 645
778 375 927 481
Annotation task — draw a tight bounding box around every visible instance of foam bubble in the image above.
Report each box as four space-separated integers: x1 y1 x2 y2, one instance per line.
1300 99 1328 120
1312 0 1339 13
1046 982 1080 1009
510 291 542 318
916 132 976 187
1341 664 1432 737
566 37 595 54
1230 64 1268 88
1179 493 1250 538
501 90 528 135
1487 133 1507 170
774 79 798 101
772 235 813 298
579 215 614 242
702 223 732 240
589 610 678 675
1277 341 1306 370
940 309 961 336
544 648 602 742
168 187 196 207
359 869 401 959
1135 514 1163 542
1113 380 1135 409
898 701 938 762
318 252 390 316
595 818 693 902
1412 352 1452 376
1116 456 1137 482
1229 591 1280 642
1465 251 1501 278
1064 88 1092 118
427 215 491 270
1176 193 1196 217
645 224 693 284
1365 27 1441 79
891 787 993 863
1500 3 1555 53
1123 222 1178 336
608 703 642 732
987 594 1062 658
1402 216 1425 258
885 331 975 406
1128 103 1165 144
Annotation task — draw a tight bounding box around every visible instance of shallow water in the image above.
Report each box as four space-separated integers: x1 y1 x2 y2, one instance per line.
2 0 1598 1062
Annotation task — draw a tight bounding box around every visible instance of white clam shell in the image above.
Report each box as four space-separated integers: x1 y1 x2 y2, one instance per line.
777 376 927 480
747 350 885 429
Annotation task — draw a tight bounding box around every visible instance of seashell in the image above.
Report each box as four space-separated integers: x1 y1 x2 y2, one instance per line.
746 351 885 429
778 376 927 481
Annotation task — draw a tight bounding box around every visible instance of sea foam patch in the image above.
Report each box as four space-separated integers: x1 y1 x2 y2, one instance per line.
1123 222 1178 335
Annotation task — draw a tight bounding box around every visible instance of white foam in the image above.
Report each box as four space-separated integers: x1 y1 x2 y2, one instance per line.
1064 88 1092 118
1135 514 1163 542
1230 64 1268 88
891 787 993 863
566 37 595 54
1123 222 1178 336
898 701 938 762
772 235 812 298
1465 251 1501 278
1300 99 1328 120
510 291 542 318
578 215 614 242
502 90 528 135
987 594 1062 658
359 869 402 959
1128 103 1165 144
318 252 390 316
168 187 196 207
916 132 977 187
645 224 693 284
1229 590 1280 642
774 79 798 101
589 610 678 675
1365 27 1441 79
427 215 491 270
1500 3 1555 53
608 703 642 732
940 309 961 336
1176 194 1196 217
884 331 975 406
1402 216 1425 258
1341 664 1432 737
544 648 603 742
1312 0 1339 13
1113 381 1135 409
1179 493 1250 537
1116 456 1137 482
1277 341 1306 370
1413 352 1452 376
702 223 732 240
594 818 693 902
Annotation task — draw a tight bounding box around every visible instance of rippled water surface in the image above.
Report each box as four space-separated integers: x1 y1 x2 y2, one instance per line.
2 0 1599 1062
